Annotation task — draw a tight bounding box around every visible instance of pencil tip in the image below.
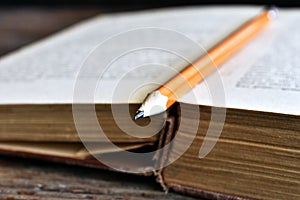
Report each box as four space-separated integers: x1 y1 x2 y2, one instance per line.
134 110 144 120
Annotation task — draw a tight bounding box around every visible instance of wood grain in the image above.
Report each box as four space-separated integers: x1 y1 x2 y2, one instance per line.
0 156 199 199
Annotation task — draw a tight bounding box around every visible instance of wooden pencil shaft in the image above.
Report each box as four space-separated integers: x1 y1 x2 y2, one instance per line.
158 10 271 108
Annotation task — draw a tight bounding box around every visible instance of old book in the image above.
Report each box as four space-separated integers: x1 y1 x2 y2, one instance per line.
0 6 299 199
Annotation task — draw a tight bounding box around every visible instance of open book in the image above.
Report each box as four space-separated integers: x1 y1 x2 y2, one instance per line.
0 6 299 199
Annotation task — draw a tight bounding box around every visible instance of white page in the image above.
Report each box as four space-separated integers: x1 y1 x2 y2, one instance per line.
0 6 298 115
0 6 259 103
180 9 300 115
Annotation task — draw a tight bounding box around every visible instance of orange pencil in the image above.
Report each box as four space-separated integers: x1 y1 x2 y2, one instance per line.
135 8 277 120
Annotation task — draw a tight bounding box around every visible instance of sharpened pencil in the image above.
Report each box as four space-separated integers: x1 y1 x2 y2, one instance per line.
135 7 277 120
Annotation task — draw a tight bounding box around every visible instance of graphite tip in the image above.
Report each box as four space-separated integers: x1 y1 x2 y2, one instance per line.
134 110 144 120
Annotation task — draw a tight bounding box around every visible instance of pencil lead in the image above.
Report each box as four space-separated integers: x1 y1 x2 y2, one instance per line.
134 110 144 120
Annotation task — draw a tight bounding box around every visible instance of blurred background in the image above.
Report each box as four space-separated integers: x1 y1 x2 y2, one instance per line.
0 0 299 7
0 0 298 57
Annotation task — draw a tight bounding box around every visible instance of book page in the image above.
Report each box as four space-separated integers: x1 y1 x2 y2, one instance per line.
0 6 259 103
180 9 300 115
0 6 298 115
0 142 148 159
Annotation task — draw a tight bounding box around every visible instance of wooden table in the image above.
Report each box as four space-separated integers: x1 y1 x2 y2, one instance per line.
0 6 199 200
0 155 199 200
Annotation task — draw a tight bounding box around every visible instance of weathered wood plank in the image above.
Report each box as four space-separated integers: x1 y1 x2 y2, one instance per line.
0 156 198 199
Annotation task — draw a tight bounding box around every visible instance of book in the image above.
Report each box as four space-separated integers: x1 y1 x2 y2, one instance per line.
0 6 299 199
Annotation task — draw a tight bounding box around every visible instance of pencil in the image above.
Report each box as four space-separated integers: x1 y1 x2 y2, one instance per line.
135 7 277 120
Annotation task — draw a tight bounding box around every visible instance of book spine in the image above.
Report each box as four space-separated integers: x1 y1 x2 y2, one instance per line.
156 104 256 200
154 113 177 191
